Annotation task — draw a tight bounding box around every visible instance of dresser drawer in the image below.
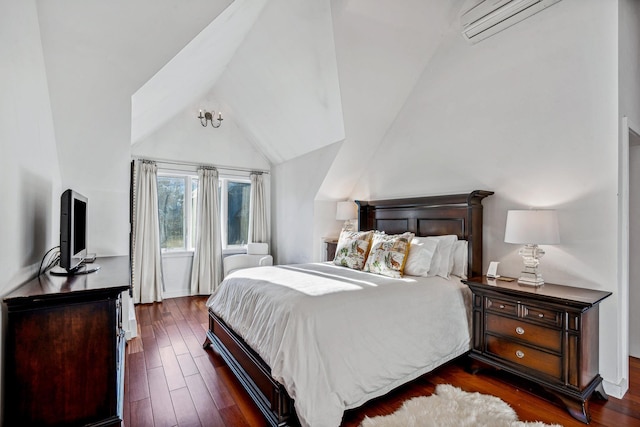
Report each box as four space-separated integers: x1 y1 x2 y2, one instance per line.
521 304 563 328
486 335 562 381
485 296 518 316
486 314 562 352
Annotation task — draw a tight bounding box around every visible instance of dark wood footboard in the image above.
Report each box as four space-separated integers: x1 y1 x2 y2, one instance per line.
203 309 297 427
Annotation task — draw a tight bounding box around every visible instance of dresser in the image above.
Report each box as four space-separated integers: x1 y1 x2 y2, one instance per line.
3 256 130 427
463 276 611 424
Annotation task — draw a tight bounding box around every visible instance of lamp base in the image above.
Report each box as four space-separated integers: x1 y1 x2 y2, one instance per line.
517 244 546 286
342 219 356 232
517 272 545 286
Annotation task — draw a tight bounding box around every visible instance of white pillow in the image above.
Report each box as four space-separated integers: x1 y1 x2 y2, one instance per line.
404 237 439 277
451 240 468 279
427 240 441 277
427 235 458 279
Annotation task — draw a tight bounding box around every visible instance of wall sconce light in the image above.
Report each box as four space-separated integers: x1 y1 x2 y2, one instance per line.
504 209 560 286
198 109 223 128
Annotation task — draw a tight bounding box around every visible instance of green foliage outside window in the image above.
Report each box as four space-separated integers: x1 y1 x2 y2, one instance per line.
157 173 250 251
157 176 185 250
227 181 250 245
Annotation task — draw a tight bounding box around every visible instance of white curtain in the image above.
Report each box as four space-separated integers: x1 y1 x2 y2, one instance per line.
249 172 269 243
190 168 223 294
132 160 164 304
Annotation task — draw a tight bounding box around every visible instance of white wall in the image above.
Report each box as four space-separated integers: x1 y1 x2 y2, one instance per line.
272 142 342 265
620 0 640 361
36 0 230 258
0 0 62 292
132 103 270 171
0 2 62 289
357 0 618 278
617 0 640 372
346 0 624 394
318 0 457 201
620 0 640 123
0 0 62 414
213 0 345 165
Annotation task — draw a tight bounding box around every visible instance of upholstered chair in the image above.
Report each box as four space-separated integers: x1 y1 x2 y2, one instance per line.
223 243 273 277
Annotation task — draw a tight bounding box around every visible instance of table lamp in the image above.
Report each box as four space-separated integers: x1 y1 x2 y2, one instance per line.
504 209 560 286
336 201 358 232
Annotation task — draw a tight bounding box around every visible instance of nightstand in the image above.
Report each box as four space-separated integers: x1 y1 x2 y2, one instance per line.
324 238 338 261
463 276 611 424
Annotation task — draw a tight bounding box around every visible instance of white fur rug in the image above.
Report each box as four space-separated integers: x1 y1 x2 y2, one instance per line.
360 384 562 427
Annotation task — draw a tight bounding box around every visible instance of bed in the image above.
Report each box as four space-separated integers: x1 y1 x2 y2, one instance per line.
203 190 493 427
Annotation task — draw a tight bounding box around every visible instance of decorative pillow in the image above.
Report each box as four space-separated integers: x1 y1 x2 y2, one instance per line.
426 238 442 277
426 235 458 279
364 232 414 278
451 240 468 279
404 236 439 277
333 230 373 270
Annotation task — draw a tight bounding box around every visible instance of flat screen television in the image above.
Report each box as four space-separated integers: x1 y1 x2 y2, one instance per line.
54 189 99 275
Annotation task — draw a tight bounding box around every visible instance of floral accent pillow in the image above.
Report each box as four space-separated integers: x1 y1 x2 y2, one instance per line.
333 230 373 270
364 232 415 278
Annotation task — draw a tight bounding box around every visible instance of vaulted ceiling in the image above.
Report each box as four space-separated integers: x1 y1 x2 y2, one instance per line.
132 0 345 164
37 0 464 171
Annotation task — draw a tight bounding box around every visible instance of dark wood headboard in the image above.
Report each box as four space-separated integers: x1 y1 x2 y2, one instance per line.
356 190 493 278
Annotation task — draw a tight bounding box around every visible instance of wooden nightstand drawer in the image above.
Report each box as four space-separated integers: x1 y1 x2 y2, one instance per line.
485 296 518 316
486 335 562 380
486 314 562 352
521 304 563 327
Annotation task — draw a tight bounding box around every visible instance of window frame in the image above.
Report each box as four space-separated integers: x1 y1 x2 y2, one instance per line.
157 171 252 254
219 177 251 250
157 171 198 253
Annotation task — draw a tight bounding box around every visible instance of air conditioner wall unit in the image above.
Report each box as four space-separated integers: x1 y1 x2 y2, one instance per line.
461 0 562 44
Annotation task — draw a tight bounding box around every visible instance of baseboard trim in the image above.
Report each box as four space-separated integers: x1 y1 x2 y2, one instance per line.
162 289 193 299
603 377 628 399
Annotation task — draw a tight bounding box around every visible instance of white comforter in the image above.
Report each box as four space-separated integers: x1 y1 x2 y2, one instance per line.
206 263 472 427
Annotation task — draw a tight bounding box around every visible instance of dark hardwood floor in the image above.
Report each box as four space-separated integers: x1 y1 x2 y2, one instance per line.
124 296 640 427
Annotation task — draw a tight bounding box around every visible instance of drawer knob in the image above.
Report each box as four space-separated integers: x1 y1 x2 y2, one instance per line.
499 304 505 309
516 350 525 359
538 313 544 318
515 326 525 335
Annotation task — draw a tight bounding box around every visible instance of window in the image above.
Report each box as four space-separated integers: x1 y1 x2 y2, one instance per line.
221 179 251 248
157 174 198 251
190 178 198 248
157 172 250 252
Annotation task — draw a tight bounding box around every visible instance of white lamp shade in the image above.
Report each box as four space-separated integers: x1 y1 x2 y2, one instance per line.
336 201 357 220
504 210 560 245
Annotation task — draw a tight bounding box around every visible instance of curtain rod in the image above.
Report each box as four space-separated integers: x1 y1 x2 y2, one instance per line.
132 156 270 175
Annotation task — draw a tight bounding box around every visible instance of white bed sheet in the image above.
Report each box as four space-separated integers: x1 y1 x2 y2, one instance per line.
206 262 472 427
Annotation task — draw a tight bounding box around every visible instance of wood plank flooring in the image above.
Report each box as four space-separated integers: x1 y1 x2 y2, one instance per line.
124 296 640 427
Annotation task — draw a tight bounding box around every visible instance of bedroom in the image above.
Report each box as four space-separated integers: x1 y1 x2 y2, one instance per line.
1 0 639 425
